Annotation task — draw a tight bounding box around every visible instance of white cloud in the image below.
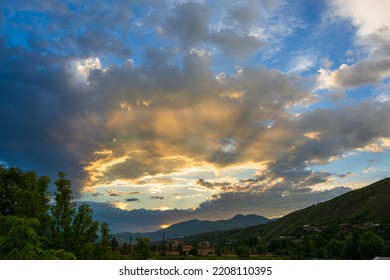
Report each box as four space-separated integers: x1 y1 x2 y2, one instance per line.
288 54 316 74
330 0 390 38
320 1 390 90
72 57 104 84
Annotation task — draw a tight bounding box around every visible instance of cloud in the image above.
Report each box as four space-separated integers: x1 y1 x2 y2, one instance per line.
319 1 390 90
3 29 385 196
244 100 390 190
164 1 265 56
1 1 314 196
150 196 164 200
106 190 142 197
319 59 390 89
195 186 352 218
196 178 231 189
1 1 133 57
125 198 140 202
330 0 390 38
363 167 376 174
1 0 389 228
71 51 314 190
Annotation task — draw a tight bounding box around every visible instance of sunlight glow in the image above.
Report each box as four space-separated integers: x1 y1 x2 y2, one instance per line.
160 224 171 229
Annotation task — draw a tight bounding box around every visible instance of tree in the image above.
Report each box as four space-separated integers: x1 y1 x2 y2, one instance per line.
1 167 111 259
110 237 119 251
256 242 267 256
94 222 112 259
50 173 101 258
70 203 99 258
343 232 360 259
326 239 345 259
235 244 250 259
0 166 21 216
0 216 75 260
0 166 51 235
359 231 384 260
135 237 151 259
99 222 111 247
50 172 76 250
15 171 51 234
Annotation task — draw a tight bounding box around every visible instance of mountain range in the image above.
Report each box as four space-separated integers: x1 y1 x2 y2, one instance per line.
114 214 271 242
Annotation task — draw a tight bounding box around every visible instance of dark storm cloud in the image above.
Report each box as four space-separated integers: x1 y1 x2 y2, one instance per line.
0 40 88 193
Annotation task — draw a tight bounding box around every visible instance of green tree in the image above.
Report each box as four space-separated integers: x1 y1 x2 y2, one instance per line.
256 242 267 256
343 232 361 259
15 171 51 234
0 166 51 235
94 222 112 259
110 237 119 251
99 222 111 248
189 247 198 256
359 231 384 260
50 172 76 250
235 244 250 259
50 173 101 259
0 166 21 216
326 239 345 259
0 216 75 260
71 203 99 258
136 237 151 259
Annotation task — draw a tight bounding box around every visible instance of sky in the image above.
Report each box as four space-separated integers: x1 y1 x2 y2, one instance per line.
1 0 390 233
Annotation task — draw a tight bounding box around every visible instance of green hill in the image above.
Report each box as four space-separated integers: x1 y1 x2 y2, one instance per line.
185 178 390 243
252 177 390 240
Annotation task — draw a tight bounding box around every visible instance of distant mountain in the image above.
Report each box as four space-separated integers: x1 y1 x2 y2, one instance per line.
114 214 271 242
183 178 390 243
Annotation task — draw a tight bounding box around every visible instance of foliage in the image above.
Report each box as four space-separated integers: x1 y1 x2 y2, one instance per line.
358 231 384 259
0 167 111 260
135 237 152 259
50 172 76 250
70 203 99 257
235 244 250 258
262 227 388 260
0 216 75 260
94 222 112 259
0 166 51 234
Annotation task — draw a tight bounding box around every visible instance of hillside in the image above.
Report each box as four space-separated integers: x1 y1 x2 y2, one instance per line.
184 178 390 242
114 214 270 242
